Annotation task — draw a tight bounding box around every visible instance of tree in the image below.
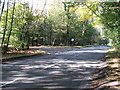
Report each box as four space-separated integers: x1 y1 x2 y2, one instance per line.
0 0 5 21
1 2 34 53
1 0 109 53
27 1 101 46
1 0 9 47
11 2 33 50
2 0 16 53
62 2 80 45
100 2 120 50
81 1 120 50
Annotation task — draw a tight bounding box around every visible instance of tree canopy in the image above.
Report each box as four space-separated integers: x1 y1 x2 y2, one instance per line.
0 0 119 53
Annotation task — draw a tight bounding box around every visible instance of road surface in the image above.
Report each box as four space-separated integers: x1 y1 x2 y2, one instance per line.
1 46 109 90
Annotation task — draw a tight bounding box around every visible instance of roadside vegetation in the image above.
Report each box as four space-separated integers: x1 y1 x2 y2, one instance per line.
1 49 46 62
92 47 120 89
1 1 112 54
1 45 96 62
0 0 119 89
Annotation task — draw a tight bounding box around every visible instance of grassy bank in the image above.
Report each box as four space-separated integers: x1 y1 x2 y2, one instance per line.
1 49 47 63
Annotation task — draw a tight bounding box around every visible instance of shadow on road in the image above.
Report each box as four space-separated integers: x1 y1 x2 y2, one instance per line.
2 46 109 89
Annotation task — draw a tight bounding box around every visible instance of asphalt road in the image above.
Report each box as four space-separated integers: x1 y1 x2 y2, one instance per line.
1 46 109 90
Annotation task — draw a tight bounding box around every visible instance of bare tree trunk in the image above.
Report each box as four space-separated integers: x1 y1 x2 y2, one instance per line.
41 0 47 15
0 0 5 21
25 30 30 50
31 0 33 10
49 28 53 45
118 1 120 50
4 0 16 53
1 0 9 47
0 0 2 8
63 2 70 45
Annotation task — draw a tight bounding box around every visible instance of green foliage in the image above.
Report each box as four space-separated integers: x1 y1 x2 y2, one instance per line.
100 2 120 50
1 1 112 53
28 2 102 46
1 2 33 51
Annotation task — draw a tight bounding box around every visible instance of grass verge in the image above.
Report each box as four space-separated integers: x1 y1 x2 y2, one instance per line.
1 49 47 63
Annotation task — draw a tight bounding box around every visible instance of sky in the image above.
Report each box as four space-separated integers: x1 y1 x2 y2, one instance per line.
19 0 119 11
19 0 63 10
0 0 53 9
0 0 119 16
1 0 119 11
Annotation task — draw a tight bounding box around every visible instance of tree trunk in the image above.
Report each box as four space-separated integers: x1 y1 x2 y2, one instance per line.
0 0 5 21
4 0 16 53
63 2 70 45
41 0 47 15
26 30 30 49
1 0 9 47
49 25 53 45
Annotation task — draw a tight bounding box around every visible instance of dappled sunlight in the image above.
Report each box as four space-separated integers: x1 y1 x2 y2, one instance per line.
107 58 120 68
98 81 120 89
0 0 118 89
44 86 66 89
1 59 102 88
2 46 109 89
105 81 119 86
55 50 108 56
49 71 62 75
2 58 103 88
109 63 119 68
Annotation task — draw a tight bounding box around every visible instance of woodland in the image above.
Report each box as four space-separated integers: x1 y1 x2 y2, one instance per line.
0 0 119 54
0 0 120 89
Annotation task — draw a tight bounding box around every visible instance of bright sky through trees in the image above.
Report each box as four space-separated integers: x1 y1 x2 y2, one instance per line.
23 0 119 10
0 0 119 11
0 0 119 52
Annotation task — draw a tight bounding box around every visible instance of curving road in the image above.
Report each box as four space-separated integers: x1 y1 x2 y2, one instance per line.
1 46 109 90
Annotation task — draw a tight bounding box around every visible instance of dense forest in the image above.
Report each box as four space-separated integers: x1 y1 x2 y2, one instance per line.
0 0 119 53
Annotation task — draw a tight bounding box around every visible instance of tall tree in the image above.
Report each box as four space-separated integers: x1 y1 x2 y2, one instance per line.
1 0 9 47
4 0 16 53
41 0 47 15
62 2 79 45
0 0 5 21
100 2 120 50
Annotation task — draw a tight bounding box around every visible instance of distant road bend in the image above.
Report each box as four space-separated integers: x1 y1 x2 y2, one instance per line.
2 46 109 89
